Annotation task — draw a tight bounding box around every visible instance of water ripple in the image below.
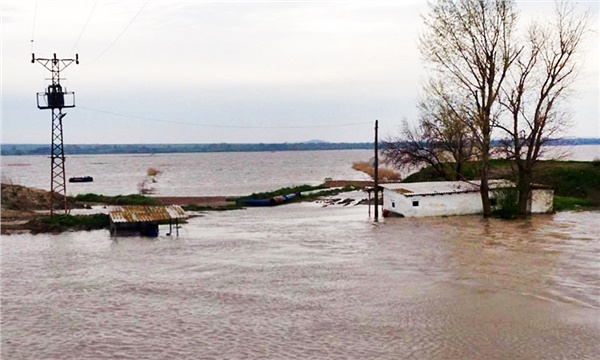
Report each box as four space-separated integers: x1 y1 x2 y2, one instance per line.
2 208 599 359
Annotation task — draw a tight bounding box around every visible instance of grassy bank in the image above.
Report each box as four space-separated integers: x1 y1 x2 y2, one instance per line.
2 183 362 234
72 193 163 206
553 196 595 212
533 160 600 205
26 214 110 234
404 159 600 211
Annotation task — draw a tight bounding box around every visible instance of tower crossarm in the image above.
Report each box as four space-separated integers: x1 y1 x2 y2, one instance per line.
31 53 79 73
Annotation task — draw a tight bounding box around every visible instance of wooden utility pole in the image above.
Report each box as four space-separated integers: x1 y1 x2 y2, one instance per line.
374 120 379 222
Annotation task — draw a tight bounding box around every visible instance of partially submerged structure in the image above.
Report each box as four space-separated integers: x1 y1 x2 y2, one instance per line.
108 205 187 237
236 193 298 207
380 180 553 217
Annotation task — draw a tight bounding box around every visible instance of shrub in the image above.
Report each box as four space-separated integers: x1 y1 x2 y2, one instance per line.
352 161 401 181
147 167 161 176
492 188 520 219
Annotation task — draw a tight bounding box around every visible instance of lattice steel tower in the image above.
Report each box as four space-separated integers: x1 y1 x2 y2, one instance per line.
32 53 79 216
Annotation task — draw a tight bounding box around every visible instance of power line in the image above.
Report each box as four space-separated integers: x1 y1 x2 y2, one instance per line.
30 0 38 53
88 0 149 64
69 1 98 56
78 106 372 129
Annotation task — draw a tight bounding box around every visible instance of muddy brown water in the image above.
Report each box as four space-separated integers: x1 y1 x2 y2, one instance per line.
2 204 599 359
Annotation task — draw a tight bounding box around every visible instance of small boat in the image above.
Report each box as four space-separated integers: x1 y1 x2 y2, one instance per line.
237 193 298 207
69 176 94 183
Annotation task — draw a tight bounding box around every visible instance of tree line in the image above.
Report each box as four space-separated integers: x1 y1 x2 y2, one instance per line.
2 138 595 157
0 142 374 156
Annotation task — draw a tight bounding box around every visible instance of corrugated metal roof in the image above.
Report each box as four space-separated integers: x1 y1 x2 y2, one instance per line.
381 180 515 197
109 205 187 223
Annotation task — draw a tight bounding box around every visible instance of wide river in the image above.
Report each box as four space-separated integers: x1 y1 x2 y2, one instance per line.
2 146 599 359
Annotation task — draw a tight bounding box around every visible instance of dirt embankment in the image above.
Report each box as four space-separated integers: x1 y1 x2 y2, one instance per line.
1 184 109 234
2 183 53 211
1 184 51 233
152 196 230 206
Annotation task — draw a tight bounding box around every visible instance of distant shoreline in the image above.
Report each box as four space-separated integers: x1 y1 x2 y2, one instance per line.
2 139 599 156
1 142 372 156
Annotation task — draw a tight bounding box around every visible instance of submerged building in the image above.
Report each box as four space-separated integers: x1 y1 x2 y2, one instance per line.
108 205 188 237
380 180 553 218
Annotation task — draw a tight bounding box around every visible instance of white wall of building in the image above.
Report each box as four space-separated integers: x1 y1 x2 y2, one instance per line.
530 189 554 213
383 186 555 217
383 188 485 217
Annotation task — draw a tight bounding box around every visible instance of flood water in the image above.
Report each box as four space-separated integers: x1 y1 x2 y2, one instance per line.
1 145 598 196
2 147 600 359
0 150 374 196
2 204 599 359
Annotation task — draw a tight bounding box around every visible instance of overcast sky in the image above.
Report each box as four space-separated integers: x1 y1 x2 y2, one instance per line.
1 0 598 144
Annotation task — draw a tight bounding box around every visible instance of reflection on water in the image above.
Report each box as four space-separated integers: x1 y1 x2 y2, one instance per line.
2 205 599 359
379 212 600 309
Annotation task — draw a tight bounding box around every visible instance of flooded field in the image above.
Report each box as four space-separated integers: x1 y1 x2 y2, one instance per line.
2 147 599 358
1 145 598 197
2 204 599 359
0 150 374 197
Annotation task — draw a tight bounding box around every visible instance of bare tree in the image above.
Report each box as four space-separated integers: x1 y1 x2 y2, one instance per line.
498 2 591 215
381 120 451 180
382 81 477 180
419 0 520 216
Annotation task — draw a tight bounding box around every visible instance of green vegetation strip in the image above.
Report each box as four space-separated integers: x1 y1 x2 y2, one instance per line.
73 193 162 206
404 160 600 208
27 214 110 234
534 161 600 203
553 196 595 212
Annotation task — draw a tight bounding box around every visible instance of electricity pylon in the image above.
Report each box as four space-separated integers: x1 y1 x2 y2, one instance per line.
32 53 79 216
